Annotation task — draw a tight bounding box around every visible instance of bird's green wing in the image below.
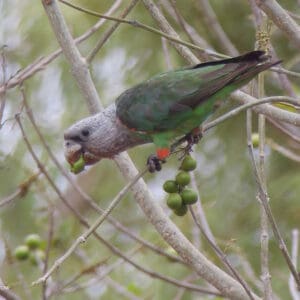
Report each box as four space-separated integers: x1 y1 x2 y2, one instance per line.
116 51 276 133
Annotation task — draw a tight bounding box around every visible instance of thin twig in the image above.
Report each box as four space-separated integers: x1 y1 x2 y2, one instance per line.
289 229 300 300
189 207 256 300
267 139 300 162
0 172 40 207
258 70 273 299
162 0 210 61
33 168 147 285
246 105 300 289
0 282 21 300
0 46 7 127
42 205 55 300
196 0 238 56
105 277 143 300
59 0 227 62
87 0 139 62
271 67 300 79
203 96 300 133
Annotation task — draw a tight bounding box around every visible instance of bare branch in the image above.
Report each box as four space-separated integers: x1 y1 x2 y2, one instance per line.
0 283 21 300
267 139 300 162
257 73 273 300
289 229 300 300
0 172 40 207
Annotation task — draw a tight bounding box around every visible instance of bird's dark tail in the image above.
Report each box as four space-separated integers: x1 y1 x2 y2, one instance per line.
192 50 280 70
230 55 281 85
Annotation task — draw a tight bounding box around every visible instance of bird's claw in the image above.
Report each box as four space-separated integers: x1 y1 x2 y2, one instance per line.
179 130 203 158
147 154 165 173
185 129 203 146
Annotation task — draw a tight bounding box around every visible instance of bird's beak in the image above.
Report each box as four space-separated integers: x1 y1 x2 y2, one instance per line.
64 131 100 166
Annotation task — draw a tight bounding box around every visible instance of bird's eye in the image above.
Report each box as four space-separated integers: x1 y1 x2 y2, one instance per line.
81 129 90 137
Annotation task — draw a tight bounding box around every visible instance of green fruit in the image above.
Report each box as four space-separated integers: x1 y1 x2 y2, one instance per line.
30 250 46 265
14 245 29 261
25 234 42 250
166 193 182 209
180 155 197 171
163 180 179 193
70 155 85 174
181 188 198 205
173 204 188 216
175 171 191 186
251 133 259 148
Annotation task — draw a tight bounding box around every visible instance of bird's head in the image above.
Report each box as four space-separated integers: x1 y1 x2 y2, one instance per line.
63 104 150 172
64 114 103 166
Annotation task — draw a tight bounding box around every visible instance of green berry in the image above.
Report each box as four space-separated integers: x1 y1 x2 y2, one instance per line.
30 250 46 265
175 171 191 186
25 234 42 250
163 180 179 193
166 193 182 209
251 133 259 148
180 155 197 171
173 204 188 216
70 155 85 174
181 188 198 205
14 245 29 261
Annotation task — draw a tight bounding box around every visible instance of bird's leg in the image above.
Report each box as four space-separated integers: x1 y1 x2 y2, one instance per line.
147 148 169 173
170 127 203 159
147 154 167 173
147 128 203 172
185 127 203 147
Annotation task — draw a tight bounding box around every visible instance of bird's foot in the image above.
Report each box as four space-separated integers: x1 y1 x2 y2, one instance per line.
170 127 204 155
185 127 203 146
147 154 166 173
179 128 203 158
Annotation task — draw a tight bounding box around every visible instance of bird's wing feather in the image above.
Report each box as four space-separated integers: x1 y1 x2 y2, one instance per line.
116 51 277 132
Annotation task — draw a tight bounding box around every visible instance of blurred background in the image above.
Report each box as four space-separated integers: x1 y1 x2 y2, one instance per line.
1 0 300 299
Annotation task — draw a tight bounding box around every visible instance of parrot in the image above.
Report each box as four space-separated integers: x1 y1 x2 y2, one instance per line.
63 51 280 173
115 50 279 171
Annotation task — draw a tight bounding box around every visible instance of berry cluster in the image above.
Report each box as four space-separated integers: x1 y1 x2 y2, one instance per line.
163 155 198 216
14 234 45 265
